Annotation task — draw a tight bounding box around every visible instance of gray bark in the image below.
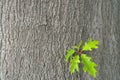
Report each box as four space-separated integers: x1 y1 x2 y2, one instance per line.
0 0 120 80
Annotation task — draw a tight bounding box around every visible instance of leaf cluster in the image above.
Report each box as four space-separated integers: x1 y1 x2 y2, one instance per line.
65 38 99 78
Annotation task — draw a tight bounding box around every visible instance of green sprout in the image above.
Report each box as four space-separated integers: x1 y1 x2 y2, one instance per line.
65 38 99 78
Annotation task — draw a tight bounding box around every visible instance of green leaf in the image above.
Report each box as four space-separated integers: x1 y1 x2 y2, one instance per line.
78 41 82 47
81 54 97 77
73 46 79 49
65 49 75 62
82 39 99 51
73 41 82 50
69 55 80 74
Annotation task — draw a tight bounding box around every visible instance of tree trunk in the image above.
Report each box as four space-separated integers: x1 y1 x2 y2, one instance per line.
0 0 120 80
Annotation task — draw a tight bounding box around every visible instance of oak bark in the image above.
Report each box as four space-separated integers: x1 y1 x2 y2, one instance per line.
0 0 120 80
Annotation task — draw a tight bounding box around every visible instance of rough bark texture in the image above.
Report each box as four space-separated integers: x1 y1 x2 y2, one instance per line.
0 0 120 80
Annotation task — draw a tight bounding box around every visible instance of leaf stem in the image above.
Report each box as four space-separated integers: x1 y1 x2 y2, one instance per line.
77 49 82 55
